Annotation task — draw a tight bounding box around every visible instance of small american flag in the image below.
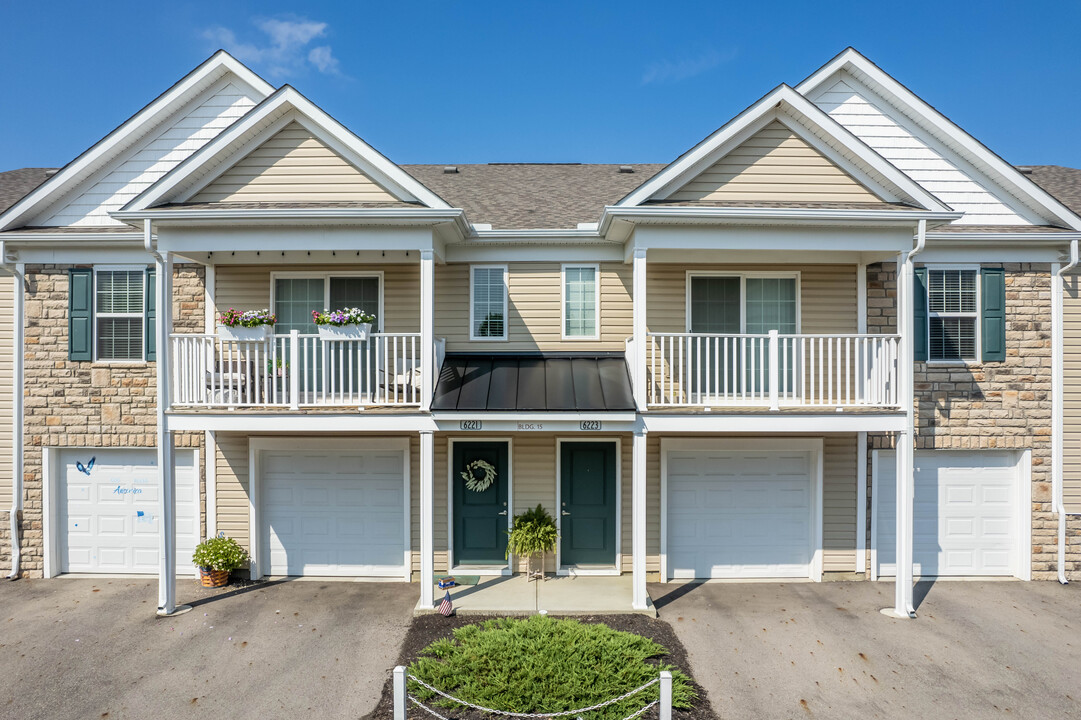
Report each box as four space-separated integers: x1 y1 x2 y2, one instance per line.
438 590 454 617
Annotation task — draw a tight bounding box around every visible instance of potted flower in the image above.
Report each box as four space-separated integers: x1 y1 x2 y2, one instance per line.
312 307 377 341
505 504 559 581
218 308 276 342
192 535 249 588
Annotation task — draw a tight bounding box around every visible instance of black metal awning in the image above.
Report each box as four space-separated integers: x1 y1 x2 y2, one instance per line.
431 354 635 412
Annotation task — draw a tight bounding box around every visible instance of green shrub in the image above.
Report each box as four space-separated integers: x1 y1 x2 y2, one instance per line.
409 615 696 719
192 535 249 571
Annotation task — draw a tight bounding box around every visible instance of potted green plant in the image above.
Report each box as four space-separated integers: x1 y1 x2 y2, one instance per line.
218 308 276 342
505 504 559 581
312 308 377 340
192 535 249 588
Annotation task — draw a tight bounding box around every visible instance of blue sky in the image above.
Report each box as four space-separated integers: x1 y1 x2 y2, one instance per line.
2 1 1079 170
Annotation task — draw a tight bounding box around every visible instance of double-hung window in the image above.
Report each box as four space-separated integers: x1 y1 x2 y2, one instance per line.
470 265 507 341
562 264 599 339
68 266 155 362
925 268 978 362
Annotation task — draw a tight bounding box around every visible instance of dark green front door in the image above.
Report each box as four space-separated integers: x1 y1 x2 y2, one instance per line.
452 441 509 565
560 442 617 566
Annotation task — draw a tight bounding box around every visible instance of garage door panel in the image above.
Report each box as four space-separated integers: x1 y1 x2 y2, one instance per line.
877 451 1020 577
59 449 198 576
262 447 407 577
668 448 813 580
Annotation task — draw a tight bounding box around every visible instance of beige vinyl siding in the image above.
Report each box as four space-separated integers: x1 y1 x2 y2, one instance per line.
649 433 858 576
214 264 420 334
823 434 858 571
192 121 399 204
436 262 632 352
647 263 858 334
214 433 251 552
1063 280 1081 512
667 120 881 203
0 271 12 508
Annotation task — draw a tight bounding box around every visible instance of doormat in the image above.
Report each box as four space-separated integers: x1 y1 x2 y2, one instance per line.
433 575 480 587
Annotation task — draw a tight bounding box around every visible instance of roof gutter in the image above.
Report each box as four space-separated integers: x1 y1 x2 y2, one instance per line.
1053 238 1079 585
0 241 23 579
598 205 962 235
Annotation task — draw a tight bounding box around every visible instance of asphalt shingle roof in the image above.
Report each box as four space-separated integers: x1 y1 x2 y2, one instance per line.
0 167 55 214
1022 165 1081 217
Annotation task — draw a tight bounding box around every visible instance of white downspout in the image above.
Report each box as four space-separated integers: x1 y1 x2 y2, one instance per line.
0 241 23 579
1053 239 1078 585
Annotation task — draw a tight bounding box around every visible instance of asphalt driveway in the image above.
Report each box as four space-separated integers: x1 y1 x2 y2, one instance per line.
649 579 1081 719
0 577 416 720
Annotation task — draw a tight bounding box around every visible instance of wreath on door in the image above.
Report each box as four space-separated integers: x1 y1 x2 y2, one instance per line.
461 459 497 492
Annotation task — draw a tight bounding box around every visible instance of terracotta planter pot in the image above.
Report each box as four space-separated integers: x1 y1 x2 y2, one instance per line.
199 567 230 588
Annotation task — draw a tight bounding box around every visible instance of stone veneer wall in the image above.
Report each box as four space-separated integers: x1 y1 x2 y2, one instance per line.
865 262 1079 580
9 263 205 577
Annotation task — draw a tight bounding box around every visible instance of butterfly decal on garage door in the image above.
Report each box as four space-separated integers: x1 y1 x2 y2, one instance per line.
76 457 96 476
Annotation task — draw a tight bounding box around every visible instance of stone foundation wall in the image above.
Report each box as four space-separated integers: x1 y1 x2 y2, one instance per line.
11 263 205 578
864 262 1075 580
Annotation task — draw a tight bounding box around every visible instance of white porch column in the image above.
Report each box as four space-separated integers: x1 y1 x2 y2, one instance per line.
419 430 435 609
632 248 648 411
419 249 434 411
886 250 916 618
154 248 187 616
631 428 648 610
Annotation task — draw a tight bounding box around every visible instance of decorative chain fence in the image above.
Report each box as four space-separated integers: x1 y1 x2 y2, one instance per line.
393 667 673 720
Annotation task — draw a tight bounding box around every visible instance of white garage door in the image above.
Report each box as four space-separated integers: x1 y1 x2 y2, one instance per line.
876 451 1023 577
261 446 406 577
667 448 814 579
59 449 198 574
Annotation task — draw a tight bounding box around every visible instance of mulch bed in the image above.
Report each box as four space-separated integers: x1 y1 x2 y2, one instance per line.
364 613 716 720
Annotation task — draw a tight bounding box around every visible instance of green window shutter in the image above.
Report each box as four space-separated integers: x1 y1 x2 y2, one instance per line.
981 267 1006 362
68 268 93 361
145 268 157 361
912 267 928 362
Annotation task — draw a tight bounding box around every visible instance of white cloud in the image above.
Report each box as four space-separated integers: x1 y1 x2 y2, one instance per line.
642 48 737 85
202 16 343 78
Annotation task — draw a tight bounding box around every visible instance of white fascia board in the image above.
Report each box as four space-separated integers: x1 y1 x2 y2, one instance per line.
615 84 951 213
0 51 274 232
446 243 624 263
165 413 439 433
795 48 1081 231
642 413 906 433
628 224 917 255
917 247 1067 264
124 86 451 212
14 248 156 265
154 224 439 254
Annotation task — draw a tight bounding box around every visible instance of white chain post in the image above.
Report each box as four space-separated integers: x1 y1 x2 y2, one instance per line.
394 665 407 720
659 670 672 720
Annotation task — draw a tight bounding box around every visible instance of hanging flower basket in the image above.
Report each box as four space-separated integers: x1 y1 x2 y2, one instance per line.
317 323 371 341
313 308 377 341
219 325 269 342
198 567 231 588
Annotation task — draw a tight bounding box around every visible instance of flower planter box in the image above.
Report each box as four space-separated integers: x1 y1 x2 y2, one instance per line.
317 322 371 341
218 325 270 342
198 567 230 588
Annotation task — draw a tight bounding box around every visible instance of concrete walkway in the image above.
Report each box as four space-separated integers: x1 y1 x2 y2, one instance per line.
650 579 1081 719
418 574 654 616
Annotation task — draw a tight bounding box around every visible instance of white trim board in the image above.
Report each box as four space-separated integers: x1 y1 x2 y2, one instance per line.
554 438 622 576
247 437 411 581
659 437 824 583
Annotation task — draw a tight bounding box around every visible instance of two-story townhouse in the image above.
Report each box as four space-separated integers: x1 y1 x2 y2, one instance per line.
1 48 1078 618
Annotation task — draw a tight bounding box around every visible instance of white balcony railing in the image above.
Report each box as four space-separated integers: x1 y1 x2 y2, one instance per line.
645 331 899 409
169 331 423 409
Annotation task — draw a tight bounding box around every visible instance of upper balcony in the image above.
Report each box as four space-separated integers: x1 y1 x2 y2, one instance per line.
169 331 443 410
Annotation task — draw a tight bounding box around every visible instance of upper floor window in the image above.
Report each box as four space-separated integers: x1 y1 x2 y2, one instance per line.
272 273 381 335
916 265 1005 364
95 269 145 360
926 268 977 361
562 264 598 339
471 265 507 341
